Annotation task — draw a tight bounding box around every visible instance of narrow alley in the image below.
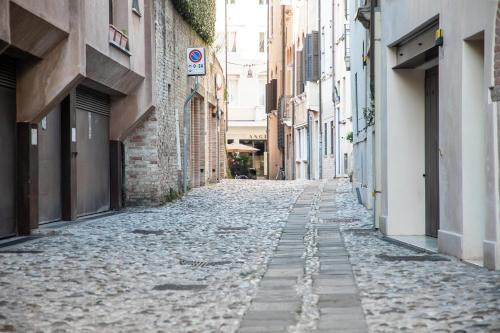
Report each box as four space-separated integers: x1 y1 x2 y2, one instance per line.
0 180 498 333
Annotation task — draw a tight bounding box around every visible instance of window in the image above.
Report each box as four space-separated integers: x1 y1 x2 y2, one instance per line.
324 123 328 155
229 32 237 52
228 139 234 144
228 77 239 104
259 32 265 53
259 0 267 4
330 121 334 155
132 0 141 16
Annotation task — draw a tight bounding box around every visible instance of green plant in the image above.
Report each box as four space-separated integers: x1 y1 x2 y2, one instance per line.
346 131 354 143
172 0 216 44
164 187 182 203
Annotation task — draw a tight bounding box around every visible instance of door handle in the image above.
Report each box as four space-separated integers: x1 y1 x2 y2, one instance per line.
422 174 426 178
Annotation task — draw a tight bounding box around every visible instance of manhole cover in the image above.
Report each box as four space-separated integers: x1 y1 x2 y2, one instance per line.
131 229 164 235
377 254 450 262
179 259 232 267
324 218 360 223
0 250 43 254
153 284 207 291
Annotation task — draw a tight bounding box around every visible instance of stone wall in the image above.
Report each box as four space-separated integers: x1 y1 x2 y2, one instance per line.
123 0 225 206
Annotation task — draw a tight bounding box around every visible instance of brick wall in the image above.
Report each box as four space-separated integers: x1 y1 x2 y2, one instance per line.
123 0 226 206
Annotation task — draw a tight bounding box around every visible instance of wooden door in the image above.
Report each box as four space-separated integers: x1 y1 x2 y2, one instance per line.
425 66 440 237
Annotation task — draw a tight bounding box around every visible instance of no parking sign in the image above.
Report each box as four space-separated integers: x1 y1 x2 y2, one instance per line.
187 48 206 76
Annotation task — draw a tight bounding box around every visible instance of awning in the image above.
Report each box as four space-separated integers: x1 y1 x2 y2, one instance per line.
226 143 260 153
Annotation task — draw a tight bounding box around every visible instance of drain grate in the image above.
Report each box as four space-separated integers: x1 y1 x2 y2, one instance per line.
377 254 450 262
153 284 207 291
324 218 360 223
179 259 232 268
131 229 164 236
0 250 44 254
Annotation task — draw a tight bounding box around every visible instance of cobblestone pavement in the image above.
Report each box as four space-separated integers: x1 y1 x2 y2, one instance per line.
2 179 500 333
0 180 305 333
331 179 500 333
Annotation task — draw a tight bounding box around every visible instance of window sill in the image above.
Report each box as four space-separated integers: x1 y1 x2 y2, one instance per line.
109 41 132 56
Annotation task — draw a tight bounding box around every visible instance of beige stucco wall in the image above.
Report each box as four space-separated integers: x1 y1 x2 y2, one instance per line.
380 0 498 268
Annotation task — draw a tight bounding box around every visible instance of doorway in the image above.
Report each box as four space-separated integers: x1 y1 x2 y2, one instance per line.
0 55 16 238
424 66 440 238
38 106 62 223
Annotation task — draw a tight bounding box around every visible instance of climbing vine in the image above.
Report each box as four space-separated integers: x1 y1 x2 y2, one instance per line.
172 0 216 44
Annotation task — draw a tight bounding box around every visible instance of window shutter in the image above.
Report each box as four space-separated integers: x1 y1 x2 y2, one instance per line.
312 31 320 81
266 79 278 113
296 50 304 94
305 34 312 81
0 55 16 89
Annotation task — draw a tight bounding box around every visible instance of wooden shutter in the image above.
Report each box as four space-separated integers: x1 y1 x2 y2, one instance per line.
296 50 304 94
311 31 320 81
305 34 312 82
266 79 278 113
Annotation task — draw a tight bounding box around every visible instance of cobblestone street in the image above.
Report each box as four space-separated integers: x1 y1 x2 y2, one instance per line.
1 180 500 333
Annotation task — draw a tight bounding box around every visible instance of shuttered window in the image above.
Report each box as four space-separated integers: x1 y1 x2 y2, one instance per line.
296 50 304 94
76 87 111 117
304 31 320 82
0 55 16 89
265 79 277 113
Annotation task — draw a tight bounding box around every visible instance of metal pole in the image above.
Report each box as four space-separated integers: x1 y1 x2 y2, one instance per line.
175 109 182 190
183 77 200 193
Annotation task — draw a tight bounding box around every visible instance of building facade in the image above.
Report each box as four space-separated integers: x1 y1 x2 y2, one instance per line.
216 0 267 178
375 0 499 270
0 0 225 238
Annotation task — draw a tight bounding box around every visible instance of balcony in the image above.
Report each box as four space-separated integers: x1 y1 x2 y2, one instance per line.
109 25 130 55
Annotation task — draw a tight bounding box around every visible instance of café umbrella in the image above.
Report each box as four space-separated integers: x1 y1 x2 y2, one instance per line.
226 142 260 153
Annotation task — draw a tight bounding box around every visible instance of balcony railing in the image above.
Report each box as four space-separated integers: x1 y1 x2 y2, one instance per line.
109 25 130 54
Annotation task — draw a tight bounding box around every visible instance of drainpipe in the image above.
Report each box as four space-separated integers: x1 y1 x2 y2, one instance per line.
183 77 200 193
266 0 270 179
318 0 323 179
370 0 377 228
307 110 312 179
281 5 286 170
292 45 296 180
332 0 337 178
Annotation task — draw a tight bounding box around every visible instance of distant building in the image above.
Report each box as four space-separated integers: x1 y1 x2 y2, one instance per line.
216 0 268 178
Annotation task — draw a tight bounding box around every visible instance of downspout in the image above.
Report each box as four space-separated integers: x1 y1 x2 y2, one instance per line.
281 5 286 170
318 0 323 179
266 0 270 179
307 109 311 179
370 0 377 228
292 44 296 180
332 0 337 178
183 78 200 193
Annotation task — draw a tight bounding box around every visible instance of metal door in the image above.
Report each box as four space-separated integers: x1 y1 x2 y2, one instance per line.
425 67 440 237
38 106 62 223
0 56 16 238
76 88 110 217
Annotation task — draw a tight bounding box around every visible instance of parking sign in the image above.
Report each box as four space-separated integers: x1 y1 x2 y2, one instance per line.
187 48 206 76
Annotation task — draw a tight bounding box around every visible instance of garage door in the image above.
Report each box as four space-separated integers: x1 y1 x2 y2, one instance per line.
38 106 62 223
0 56 16 238
76 87 110 217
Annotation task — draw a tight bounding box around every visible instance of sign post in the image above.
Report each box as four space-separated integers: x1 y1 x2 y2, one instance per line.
183 47 206 192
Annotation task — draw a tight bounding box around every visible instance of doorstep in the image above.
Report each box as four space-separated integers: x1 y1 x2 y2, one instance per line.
382 235 438 254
